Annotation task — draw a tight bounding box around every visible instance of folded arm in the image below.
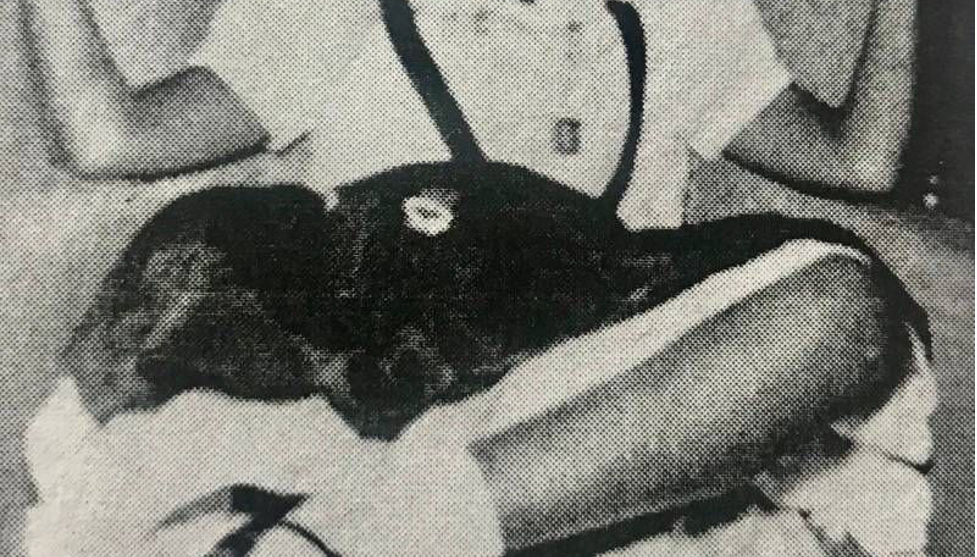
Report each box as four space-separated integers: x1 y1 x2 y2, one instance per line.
20 0 267 179
725 0 916 193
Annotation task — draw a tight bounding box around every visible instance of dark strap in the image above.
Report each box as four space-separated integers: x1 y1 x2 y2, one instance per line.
601 0 647 215
193 486 345 557
380 0 646 215
379 0 486 163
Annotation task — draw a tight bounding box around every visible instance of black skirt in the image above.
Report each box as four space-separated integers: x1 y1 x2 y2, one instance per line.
62 162 928 439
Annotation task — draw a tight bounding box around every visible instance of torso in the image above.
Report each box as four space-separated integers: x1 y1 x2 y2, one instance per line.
293 1 631 200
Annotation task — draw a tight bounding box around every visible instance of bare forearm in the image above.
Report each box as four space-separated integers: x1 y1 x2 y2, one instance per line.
469 257 906 550
727 0 917 191
20 0 266 178
837 0 917 173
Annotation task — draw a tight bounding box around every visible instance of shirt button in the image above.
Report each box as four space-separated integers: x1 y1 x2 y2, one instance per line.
553 117 582 155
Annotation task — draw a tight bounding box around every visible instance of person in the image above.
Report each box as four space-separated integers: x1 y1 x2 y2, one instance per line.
19 0 931 555
22 0 915 225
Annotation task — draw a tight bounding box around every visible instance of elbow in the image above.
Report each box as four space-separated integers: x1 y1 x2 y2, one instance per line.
799 148 902 194
60 121 130 179
53 97 137 179
838 151 902 193
836 113 911 193
63 143 114 180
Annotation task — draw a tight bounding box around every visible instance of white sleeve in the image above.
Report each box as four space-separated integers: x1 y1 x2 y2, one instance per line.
658 0 793 159
188 0 379 150
687 0 793 159
622 0 791 229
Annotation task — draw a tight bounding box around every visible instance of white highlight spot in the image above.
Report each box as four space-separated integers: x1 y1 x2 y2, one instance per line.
403 196 454 236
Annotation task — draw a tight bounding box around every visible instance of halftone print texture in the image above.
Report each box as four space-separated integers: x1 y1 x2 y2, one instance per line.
0 0 972 556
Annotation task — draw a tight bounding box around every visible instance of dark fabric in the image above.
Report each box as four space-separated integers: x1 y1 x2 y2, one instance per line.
63 162 930 441
600 1 646 214
753 0 875 107
158 485 341 557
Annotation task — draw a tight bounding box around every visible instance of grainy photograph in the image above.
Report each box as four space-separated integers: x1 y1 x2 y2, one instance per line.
0 0 972 555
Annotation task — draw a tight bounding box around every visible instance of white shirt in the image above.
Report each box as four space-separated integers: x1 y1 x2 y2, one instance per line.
188 0 790 228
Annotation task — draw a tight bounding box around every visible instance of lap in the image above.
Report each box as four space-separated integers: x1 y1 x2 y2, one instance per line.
23 231 933 557
62 177 921 430
62 187 904 426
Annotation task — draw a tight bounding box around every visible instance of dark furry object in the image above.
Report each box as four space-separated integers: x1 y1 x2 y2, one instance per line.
64 162 930 438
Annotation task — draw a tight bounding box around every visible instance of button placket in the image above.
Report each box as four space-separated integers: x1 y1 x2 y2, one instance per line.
552 17 584 156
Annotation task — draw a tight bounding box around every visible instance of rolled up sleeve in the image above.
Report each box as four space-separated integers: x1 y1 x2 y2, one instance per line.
666 0 793 159
188 0 379 150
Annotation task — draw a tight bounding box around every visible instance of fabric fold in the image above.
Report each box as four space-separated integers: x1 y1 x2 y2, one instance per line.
753 0 875 107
